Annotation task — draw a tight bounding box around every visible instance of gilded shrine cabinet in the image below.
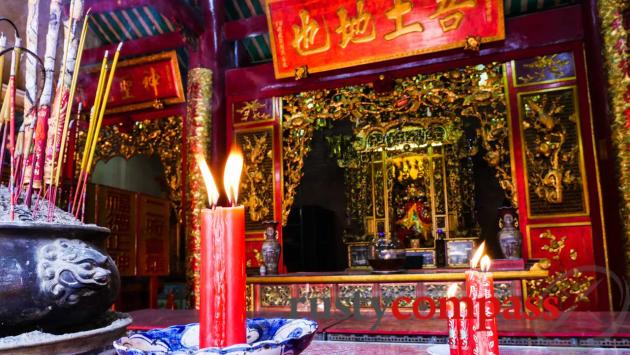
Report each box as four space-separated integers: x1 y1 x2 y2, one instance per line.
228 44 610 313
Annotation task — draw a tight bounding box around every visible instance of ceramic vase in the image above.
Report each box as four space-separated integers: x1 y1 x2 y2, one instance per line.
497 207 522 259
261 220 281 275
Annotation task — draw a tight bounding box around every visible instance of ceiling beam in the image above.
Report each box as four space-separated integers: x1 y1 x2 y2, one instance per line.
82 31 187 65
224 15 268 42
84 0 204 35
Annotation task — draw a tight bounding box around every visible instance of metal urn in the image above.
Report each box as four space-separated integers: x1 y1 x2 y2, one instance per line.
497 207 523 259
261 220 281 275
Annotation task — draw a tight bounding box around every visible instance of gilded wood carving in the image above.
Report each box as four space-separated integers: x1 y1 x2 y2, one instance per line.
281 63 514 225
91 116 182 209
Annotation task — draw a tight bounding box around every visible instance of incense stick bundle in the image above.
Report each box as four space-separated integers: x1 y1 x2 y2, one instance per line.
16 0 40 167
54 5 89 196
44 0 78 191
71 50 108 215
73 43 123 218
28 0 62 193
8 39 22 219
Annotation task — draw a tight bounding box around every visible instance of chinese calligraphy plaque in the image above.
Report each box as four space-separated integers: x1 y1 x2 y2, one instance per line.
267 0 504 78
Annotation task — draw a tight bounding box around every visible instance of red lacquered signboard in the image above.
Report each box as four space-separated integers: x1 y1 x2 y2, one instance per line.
79 51 184 114
266 0 505 78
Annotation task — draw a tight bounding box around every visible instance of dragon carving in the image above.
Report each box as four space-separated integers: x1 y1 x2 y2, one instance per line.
37 239 113 306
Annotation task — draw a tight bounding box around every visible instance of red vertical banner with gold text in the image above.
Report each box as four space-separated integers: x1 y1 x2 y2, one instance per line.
266 0 504 78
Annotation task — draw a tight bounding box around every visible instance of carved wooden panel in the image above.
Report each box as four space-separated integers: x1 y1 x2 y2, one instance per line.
235 127 276 232
96 185 137 276
518 86 588 218
232 99 274 127
137 194 170 276
513 52 576 87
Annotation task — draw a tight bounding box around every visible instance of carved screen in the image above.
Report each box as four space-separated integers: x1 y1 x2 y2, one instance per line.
518 87 587 217
235 127 276 231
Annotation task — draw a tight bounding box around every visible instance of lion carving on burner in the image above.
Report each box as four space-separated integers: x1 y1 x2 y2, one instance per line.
37 238 114 306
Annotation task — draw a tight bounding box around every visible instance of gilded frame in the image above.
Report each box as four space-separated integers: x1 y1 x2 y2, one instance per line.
347 242 372 270
446 239 476 268
517 86 590 219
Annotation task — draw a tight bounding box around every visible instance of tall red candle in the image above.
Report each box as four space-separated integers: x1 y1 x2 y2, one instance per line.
476 255 499 355
464 268 480 355
200 206 246 348
197 152 247 349
464 242 486 355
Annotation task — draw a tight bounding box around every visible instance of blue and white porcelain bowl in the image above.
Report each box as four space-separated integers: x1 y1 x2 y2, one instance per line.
113 318 318 355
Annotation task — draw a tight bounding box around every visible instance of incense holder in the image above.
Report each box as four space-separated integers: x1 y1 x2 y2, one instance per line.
113 318 318 355
0 223 120 335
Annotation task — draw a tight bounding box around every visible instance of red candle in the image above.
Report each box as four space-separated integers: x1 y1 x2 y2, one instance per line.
446 283 460 355
464 242 486 355
464 268 480 355
476 255 499 355
197 152 247 349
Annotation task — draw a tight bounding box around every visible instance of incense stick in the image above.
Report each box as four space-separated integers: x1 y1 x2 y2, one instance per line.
55 9 90 188
75 42 123 217
71 50 108 214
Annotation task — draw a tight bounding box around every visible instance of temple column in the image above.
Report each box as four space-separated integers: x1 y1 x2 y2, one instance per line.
184 0 227 308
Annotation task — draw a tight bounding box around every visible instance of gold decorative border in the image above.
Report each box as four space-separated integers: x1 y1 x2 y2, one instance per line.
503 63 519 208
516 86 590 219
582 49 613 310
265 0 505 79
246 269 548 284
234 125 278 235
597 0 630 281
524 221 592 259
84 50 185 115
184 68 213 309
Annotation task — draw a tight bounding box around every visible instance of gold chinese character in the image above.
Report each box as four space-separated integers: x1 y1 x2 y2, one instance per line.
119 77 134 99
292 9 331 56
384 0 424 40
142 67 161 96
335 0 376 48
429 0 477 32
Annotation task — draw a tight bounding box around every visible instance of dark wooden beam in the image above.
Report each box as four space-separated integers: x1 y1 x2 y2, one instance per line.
102 104 187 126
85 0 204 35
83 31 187 64
224 15 268 42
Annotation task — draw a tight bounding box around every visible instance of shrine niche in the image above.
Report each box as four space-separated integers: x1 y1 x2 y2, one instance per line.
280 63 512 257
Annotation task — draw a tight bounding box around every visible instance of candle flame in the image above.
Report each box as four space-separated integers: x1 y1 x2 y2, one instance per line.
470 241 485 268
480 255 491 272
195 154 219 207
447 283 458 298
224 148 243 206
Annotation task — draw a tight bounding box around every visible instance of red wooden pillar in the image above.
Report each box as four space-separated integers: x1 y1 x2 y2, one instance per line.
186 0 229 308
190 0 228 172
